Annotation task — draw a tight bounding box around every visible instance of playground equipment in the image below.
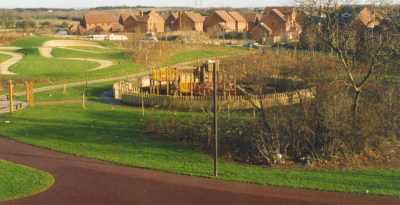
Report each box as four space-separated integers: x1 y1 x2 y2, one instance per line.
144 61 237 97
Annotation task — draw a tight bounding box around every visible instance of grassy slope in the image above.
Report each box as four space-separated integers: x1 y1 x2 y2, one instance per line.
0 96 398 197
166 47 246 65
52 47 144 81
4 36 248 87
0 160 54 201
11 36 53 47
9 48 98 81
0 53 11 63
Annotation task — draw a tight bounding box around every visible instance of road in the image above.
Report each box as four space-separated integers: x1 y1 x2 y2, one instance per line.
0 138 398 205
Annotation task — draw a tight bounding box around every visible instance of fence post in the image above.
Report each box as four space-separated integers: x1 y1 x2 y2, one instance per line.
8 80 14 113
25 81 34 107
141 93 145 116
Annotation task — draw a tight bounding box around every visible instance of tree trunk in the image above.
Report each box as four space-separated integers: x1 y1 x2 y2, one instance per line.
352 88 361 119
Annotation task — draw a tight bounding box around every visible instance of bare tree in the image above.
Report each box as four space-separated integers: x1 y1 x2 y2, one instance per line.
298 0 398 120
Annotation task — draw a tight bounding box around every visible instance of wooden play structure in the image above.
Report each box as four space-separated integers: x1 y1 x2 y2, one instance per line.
146 61 237 97
112 60 316 111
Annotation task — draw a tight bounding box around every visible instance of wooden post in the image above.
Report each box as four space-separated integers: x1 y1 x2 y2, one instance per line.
166 81 170 96
25 81 34 107
63 83 67 94
141 92 145 116
8 80 14 113
82 84 86 109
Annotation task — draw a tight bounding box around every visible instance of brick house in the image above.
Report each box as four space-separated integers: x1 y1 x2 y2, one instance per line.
68 24 86 35
82 12 123 33
123 11 165 33
227 11 248 32
339 6 379 28
244 13 262 32
204 10 236 33
357 7 379 28
176 11 205 32
119 12 139 25
249 22 273 43
260 7 302 42
165 12 179 32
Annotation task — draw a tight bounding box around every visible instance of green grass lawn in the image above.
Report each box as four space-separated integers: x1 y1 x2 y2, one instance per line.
0 100 398 197
2 47 143 86
0 53 11 63
9 48 98 80
11 36 53 48
166 47 247 65
2 36 249 89
0 160 54 201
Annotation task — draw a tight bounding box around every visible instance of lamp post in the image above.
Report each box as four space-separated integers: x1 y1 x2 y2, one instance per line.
209 60 219 177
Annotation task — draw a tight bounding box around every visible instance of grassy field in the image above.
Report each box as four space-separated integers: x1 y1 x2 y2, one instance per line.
0 93 399 197
9 48 99 81
11 36 53 48
0 53 11 63
166 48 246 65
0 160 54 201
2 36 248 87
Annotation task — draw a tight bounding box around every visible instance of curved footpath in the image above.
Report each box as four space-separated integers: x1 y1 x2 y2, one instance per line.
0 138 398 205
0 50 23 75
39 40 114 71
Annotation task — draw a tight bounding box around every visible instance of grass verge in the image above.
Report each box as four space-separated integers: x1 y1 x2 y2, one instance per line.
0 160 54 201
0 101 398 197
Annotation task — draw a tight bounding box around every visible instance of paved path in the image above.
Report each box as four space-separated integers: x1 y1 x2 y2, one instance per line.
0 138 398 205
0 50 23 75
39 40 115 71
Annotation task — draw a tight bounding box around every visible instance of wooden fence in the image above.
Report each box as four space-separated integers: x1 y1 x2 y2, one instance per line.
120 88 316 111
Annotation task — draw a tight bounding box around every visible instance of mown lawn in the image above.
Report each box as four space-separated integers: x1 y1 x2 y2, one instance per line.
9 48 98 80
0 101 399 197
0 53 11 63
11 36 53 48
0 160 54 201
166 47 247 65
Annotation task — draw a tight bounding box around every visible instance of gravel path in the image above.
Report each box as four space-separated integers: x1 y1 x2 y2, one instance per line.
0 51 23 75
0 138 398 205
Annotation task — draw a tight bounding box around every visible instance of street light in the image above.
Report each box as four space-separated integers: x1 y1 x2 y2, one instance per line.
208 60 218 177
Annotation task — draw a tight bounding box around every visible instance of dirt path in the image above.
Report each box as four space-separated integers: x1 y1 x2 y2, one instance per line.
0 138 397 205
0 46 22 51
39 40 114 71
0 50 23 75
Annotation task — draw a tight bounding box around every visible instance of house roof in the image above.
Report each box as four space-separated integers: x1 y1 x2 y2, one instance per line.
243 13 262 23
228 11 247 23
120 12 139 22
214 10 236 23
165 12 179 22
271 9 287 22
258 22 273 33
264 7 295 16
184 11 205 23
84 12 119 25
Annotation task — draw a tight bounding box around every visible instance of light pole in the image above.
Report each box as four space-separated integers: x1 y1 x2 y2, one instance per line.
209 60 219 177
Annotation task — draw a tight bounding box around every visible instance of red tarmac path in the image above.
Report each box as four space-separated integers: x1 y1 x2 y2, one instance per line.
0 138 398 205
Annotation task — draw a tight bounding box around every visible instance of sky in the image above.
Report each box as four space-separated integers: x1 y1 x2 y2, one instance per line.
0 0 297 9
